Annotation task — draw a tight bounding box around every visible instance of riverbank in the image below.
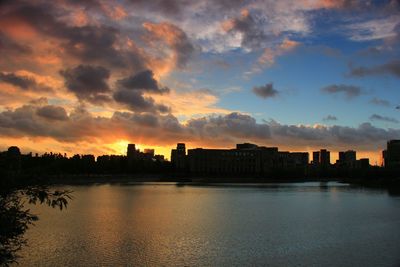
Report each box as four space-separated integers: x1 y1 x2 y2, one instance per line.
42 174 400 191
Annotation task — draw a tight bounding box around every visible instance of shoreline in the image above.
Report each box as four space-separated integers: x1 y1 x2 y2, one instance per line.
41 174 400 191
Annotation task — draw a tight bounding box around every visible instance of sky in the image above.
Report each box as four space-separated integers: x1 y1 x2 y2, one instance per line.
0 0 400 164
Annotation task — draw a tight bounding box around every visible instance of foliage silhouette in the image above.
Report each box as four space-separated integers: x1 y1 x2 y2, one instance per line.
0 170 72 266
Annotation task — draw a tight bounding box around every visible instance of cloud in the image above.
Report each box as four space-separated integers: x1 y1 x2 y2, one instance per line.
186 112 271 141
36 105 69 121
0 103 180 143
321 84 363 98
59 65 111 104
143 22 195 68
346 15 400 41
0 72 37 90
0 31 32 55
257 38 300 67
252 83 279 99
323 115 338 121
370 97 391 107
222 9 272 50
151 88 231 117
1 102 399 151
0 3 147 71
0 71 52 92
246 38 300 75
117 70 169 94
112 88 170 113
267 120 400 149
349 60 400 78
370 114 399 123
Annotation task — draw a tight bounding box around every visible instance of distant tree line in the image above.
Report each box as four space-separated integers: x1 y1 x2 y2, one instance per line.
0 147 173 179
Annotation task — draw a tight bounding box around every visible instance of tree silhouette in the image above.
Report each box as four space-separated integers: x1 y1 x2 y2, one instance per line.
0 168 72 266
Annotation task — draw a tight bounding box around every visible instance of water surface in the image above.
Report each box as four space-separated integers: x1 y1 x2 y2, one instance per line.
17 182 400 266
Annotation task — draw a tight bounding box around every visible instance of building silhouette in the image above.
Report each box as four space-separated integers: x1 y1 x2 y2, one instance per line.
383 140 400 168
336 150 369 169
127 144 137 160
337 150 356 168
171 143 186 171
173 143 309 175
312 149 330 167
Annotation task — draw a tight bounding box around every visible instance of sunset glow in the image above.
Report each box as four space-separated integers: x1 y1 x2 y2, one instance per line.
0 0 399 163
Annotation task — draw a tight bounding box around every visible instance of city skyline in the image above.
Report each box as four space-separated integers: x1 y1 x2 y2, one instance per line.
1 0 400 164
3 140 395 166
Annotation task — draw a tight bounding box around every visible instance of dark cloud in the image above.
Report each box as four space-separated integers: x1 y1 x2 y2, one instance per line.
224 10 271 50
186 112 271 141
321 84 363 98
323 115 338 121
0 103 180 143
0 102 399 150
36 105 69 121
60 65 111 104
113 111 159 128
349 60 400 78
0 72 51 91
1 3 146 70
0 72 36 90
252 83 279 99
0 31 32 55
117 70 169 94
370 97 391 107
269 120 400 148
370 114 399 123
113 88 170 113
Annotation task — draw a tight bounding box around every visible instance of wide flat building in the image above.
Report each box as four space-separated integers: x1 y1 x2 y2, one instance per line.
185 143 308 175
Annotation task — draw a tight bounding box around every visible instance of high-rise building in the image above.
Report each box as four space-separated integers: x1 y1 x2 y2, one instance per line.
127 144 137 159
384 140 400 167
312 151 320 165
338 150 356 168
312 149 330 167
171 143 187 170
320 149 330 166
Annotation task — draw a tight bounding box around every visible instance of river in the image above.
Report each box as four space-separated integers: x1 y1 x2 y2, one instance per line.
16 182 400 266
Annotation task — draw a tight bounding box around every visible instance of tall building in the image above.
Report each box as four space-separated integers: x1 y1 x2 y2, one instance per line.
127 144 137 159
312 149 331 167
171 143 187 170
338 150 356 168
312 151 320 165
320 149 330 166
384 140 400 168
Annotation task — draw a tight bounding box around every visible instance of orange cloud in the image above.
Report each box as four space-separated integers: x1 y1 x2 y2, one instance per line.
258 38 300 66
100 3 127 20
299 0 346 9
152 89 231 118
142 22 195 77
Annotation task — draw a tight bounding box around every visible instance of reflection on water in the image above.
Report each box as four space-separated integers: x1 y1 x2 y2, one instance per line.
17 182 400 267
